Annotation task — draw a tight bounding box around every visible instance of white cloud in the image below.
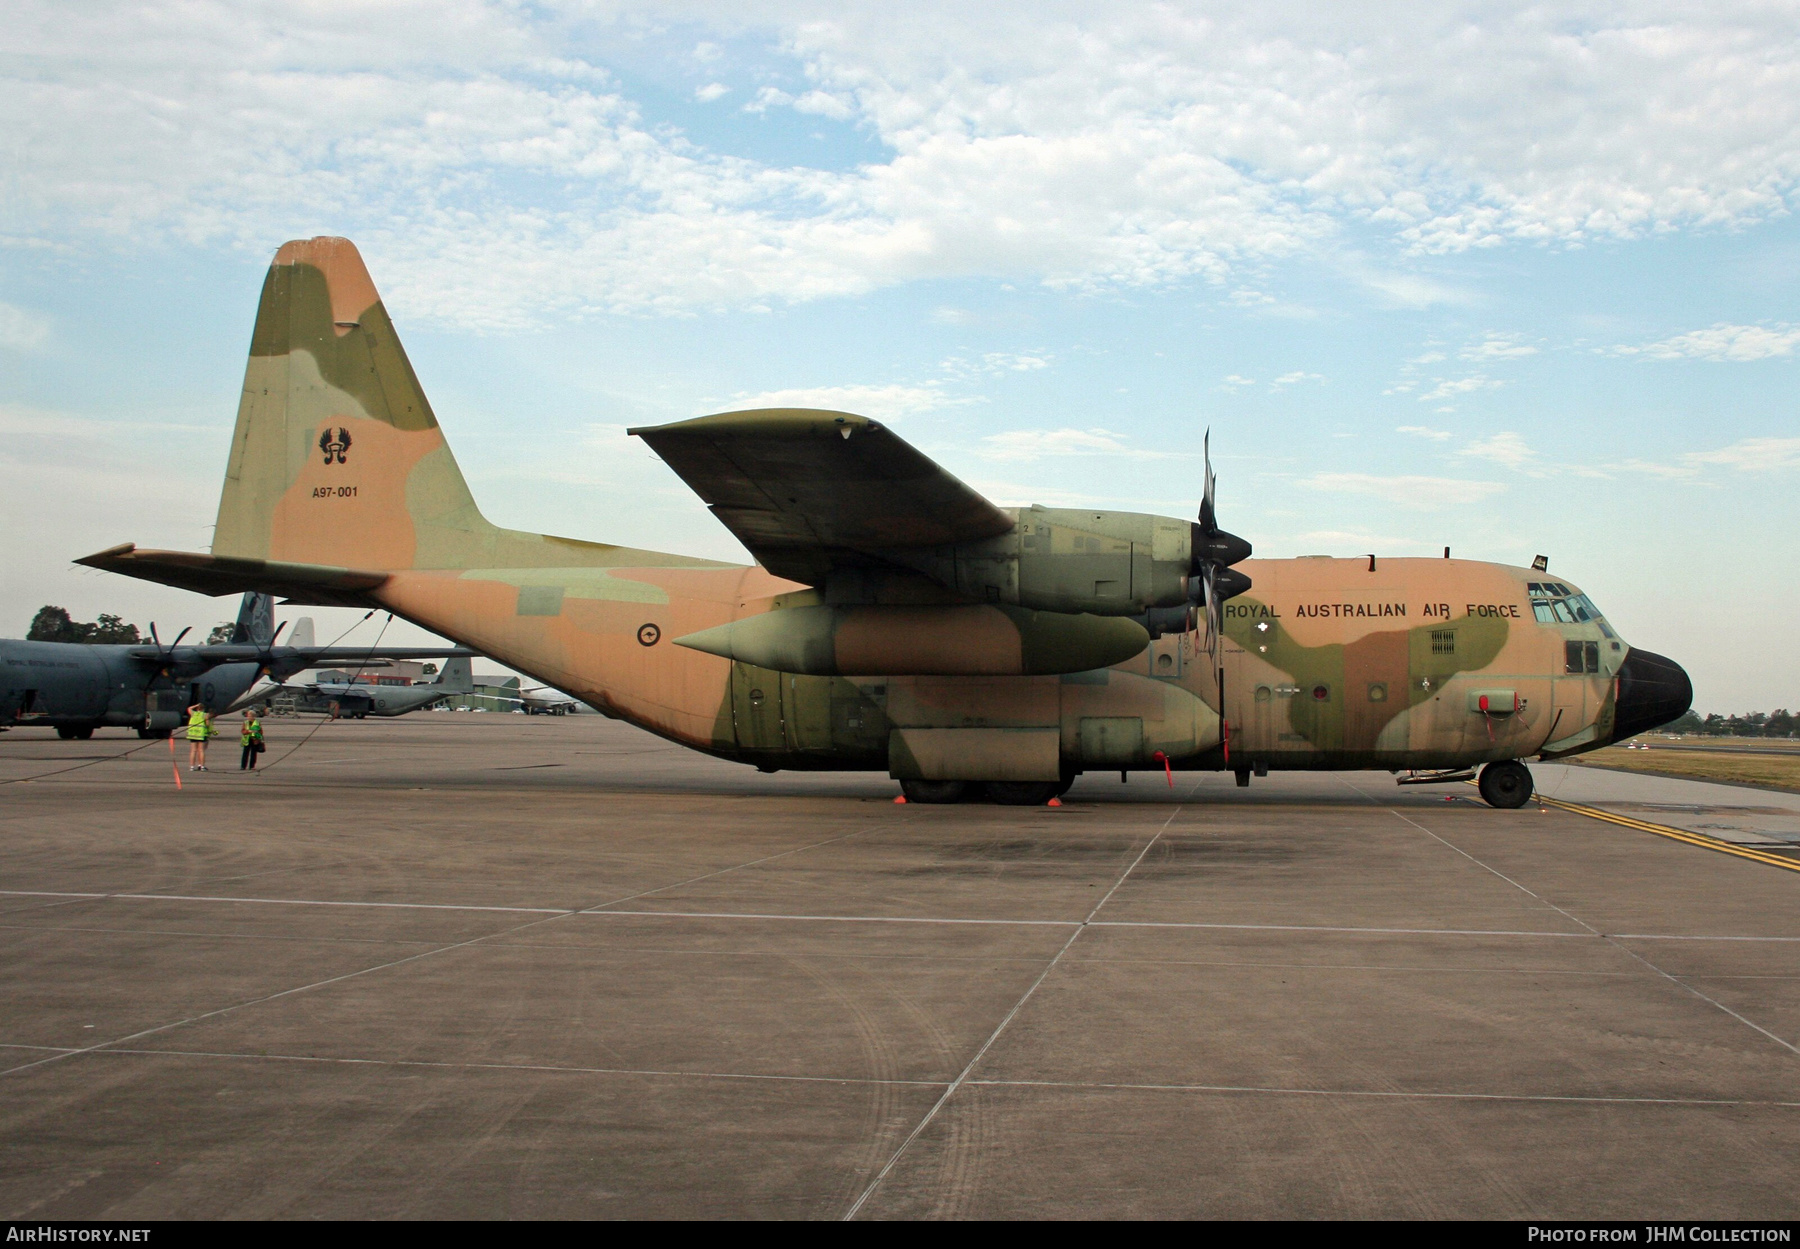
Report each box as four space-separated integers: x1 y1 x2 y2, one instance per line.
1221 374 1255 388
1460 431 1538 471
1462 333 1538 360
791 90 856 121
1605 435 1800 478
744 85 793 114
694 82 730 103
1418 375 1503 403
1683 436 1800 471
1616 323 1800 361
0 302 51 352
978 427 1167 462
10 4 1800 324
940 352 1052 378
1270 370 1323 389
1300 473 1509 509
1396 425 1452 441
718 384 952 420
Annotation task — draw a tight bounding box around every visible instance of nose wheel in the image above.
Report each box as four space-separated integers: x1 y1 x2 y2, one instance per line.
1478 760 1534 809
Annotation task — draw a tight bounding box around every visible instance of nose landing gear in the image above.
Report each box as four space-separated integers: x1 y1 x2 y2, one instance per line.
1478 760 1534 809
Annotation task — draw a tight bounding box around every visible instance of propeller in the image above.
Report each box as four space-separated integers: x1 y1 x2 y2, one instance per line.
148 623 193 674
1188 431 1253 674
254 620 290 676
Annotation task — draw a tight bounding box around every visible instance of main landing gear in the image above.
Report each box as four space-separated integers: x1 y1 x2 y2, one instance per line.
1478 760 1534 809
898 775 1079 805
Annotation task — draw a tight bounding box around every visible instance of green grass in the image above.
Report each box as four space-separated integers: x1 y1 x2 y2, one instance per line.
1571 745 1800 792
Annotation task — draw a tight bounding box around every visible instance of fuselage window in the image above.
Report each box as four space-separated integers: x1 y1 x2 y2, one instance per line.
1311 684 1330 701
1431 630 1455 655
1565 640 1601 674
1367 683 1387 702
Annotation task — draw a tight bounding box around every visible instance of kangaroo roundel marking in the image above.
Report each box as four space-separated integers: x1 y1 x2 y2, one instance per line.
318 427 352 465
637 624 661 647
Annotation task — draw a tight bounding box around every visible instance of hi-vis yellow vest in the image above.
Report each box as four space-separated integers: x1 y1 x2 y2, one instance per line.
187 709 209 740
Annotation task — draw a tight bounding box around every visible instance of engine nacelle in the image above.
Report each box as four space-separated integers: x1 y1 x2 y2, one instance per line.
673 602 1150 676
881 507 1196 616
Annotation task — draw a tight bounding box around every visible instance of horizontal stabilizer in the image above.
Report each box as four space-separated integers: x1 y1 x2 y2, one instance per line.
76 544 389 607
132 645 476 664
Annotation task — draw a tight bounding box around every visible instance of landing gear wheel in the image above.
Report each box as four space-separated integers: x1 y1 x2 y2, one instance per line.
1234 768 1251 788
56 726 94 740
137 725 172 740
1478 760 1534 809
899 779 968 804
984 781 1060 806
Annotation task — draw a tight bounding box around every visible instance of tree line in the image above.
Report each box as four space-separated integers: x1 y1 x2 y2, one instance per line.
26 606 235 646
1664 710 1797 739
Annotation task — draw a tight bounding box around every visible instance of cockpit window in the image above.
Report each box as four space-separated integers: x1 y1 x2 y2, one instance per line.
1530 582 1606 628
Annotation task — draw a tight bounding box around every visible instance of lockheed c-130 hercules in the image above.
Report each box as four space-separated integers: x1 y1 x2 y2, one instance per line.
80 237 1692 807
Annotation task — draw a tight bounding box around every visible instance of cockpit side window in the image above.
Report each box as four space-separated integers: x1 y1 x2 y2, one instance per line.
1531 582 1608 629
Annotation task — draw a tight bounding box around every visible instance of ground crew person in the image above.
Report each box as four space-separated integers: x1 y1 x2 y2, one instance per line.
240 709 265 771
186 702 213 771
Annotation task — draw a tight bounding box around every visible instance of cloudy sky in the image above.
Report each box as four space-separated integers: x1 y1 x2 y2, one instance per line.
3 1 1797 710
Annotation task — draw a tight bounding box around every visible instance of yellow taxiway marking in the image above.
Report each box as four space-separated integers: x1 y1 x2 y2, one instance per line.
1530 792 1800 874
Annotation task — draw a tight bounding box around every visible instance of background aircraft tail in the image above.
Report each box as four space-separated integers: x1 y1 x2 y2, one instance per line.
433 656 474 694
229 592 275 646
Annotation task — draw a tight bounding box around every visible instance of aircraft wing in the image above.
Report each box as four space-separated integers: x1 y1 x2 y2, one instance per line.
629 409 1015 585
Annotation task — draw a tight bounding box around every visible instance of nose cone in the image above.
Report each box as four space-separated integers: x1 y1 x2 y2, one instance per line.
1612 648 1693 742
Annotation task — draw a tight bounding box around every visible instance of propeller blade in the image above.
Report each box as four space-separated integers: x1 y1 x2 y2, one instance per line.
150 622 161 649
171 626 192 647
1199 429 1217 533
1202 564 1220 666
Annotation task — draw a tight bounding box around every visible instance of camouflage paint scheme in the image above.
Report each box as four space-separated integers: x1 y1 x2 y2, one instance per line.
81 239 1650 784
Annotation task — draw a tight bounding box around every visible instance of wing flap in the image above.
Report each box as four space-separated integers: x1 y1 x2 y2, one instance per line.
630 409 1014 583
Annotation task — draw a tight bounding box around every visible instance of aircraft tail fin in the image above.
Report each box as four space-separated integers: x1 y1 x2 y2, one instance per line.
213 237 493 572
288 617 316 649
229 592 275 646
434 656 474 694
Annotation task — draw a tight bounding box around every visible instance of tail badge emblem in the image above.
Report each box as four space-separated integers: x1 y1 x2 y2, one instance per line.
319 427 352 465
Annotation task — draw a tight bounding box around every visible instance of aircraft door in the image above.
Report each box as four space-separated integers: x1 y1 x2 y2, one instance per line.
1219 645 1269 761
784 672 833 752
731 662 789 753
